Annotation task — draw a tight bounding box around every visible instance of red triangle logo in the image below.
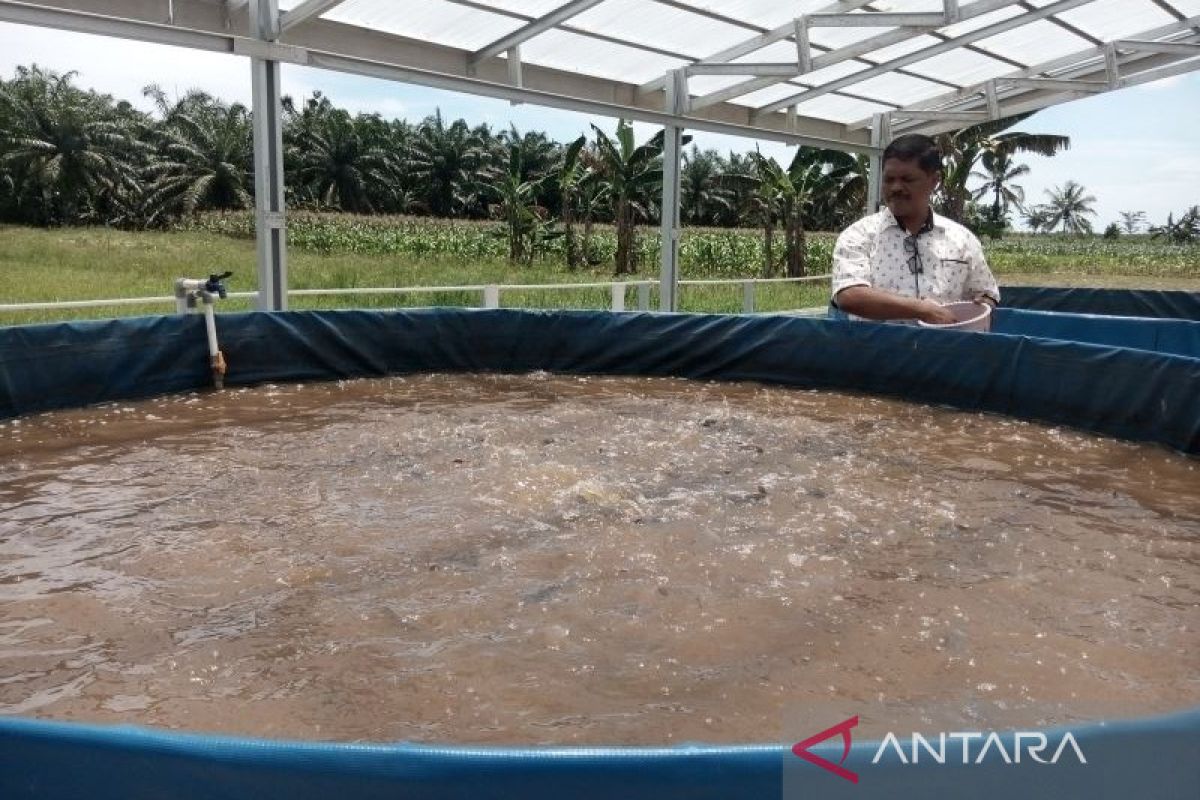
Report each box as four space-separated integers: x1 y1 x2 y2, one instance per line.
791 715 859 784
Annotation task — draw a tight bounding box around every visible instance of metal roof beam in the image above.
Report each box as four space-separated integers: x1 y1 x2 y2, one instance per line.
807 12 948 27
1003 77 1107 92
688 0 1022 112
0 0 234 51
752 0 1093 118
684 63 799 77
278 0 346 34
470 0 605 65
1116 38 1200 56
849 16 1200 131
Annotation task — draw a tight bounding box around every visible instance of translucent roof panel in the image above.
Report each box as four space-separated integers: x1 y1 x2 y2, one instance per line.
460 0 572 17
324 0 523 53
519 28 683 84
669 0 851 31
939 5 1028 39
904 47 1023 87
866 34 947 64
568 0 752 60
1057 0 1177 41
792 93 895 124
849 72 960 105
971 19 1091 64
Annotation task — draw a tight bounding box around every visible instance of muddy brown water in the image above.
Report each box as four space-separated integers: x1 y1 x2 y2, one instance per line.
1 373 1197 745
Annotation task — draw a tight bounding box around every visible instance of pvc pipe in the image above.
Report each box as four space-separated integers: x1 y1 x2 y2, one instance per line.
202 296 227 390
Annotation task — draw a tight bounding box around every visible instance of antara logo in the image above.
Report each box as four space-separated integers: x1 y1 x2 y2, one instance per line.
871 730 1087 765
790 717 1088 784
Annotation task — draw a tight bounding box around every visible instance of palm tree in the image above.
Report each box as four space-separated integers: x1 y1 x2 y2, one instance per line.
290 110 399 213
680 146 734 226
1022 204 1053 233
142 87 254 222
590 120 676 275
407 109 485 218
936 115 1069 224
0 66 143 225
970 149 1029 228
1042 180 1098 234
1118 210 1147 235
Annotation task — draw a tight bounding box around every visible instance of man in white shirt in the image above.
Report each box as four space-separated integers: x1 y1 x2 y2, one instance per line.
831 134 1000 324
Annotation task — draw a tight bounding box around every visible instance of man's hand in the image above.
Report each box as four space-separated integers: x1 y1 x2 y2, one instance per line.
916 300 957 325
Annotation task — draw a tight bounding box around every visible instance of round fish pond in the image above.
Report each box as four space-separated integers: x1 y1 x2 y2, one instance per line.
2 372 1196 745
0 306 1197 799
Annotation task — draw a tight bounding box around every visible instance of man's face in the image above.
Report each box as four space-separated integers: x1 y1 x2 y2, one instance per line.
882 157 939 223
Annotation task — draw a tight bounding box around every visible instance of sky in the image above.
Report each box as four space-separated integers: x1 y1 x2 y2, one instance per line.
1 21 1197 230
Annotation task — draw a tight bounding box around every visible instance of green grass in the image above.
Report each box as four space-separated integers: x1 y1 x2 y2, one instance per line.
0 223 830 325
1 216 1197 327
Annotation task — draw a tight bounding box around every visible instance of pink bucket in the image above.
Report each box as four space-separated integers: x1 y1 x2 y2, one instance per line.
917 301 992 332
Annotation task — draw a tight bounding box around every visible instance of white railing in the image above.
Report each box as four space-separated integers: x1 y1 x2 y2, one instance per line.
0 275 831 316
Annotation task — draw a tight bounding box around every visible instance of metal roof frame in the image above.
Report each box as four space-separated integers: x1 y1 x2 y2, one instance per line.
1 0 1197 313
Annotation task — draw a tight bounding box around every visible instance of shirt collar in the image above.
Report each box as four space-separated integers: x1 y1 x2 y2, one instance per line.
881 206 945 234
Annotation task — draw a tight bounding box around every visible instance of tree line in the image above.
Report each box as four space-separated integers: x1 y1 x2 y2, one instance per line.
12 64 1167 276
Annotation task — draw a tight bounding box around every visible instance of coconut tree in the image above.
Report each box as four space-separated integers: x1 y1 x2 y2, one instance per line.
970 149 1029 229
936 115 1069 224
1043 180 1098 235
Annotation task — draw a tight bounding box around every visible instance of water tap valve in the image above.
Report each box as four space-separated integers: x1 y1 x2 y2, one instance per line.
205 271 233 300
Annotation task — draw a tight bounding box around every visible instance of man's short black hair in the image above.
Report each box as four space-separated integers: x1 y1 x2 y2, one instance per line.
883 134 943 173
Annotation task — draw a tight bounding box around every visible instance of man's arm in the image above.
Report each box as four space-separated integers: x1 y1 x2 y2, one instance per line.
835 285 957 324
962 233 1000 306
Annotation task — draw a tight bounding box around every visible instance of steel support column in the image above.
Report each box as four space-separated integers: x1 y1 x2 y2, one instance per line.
659 69 686 312
250 0 288 311
865 113 888 215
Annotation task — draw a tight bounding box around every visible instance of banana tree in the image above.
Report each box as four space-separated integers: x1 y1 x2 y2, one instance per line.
485 141 553 264
589 120 689 275
556 135 587 269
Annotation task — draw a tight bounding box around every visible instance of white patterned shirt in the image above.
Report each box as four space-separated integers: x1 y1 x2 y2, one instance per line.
832 208 1000 307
